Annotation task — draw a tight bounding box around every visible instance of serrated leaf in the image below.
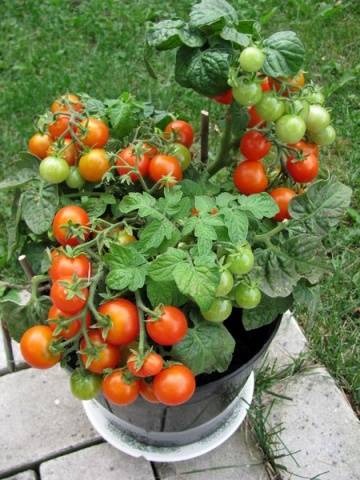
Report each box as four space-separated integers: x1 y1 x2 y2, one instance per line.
223 209 248 243
230 102 250 136
105 93 143 139
190 0 238 32
22 183 59 235
220 26 250 47
293 280 321 321
238 193 279 219
81 194 116 220
104 244 148 291
146 278 188 308
0 158 38 190
216 192 237 207
194 195 217 212
242 295 292 331
263 31 305 77
148 248 187 282
171 320 235 375
137 219 175 252
146 19 205 50
119 191 159 218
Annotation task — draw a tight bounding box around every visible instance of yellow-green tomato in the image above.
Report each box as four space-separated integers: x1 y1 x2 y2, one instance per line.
309 125 336 146
306 105 330 133
235 283 261 309
233 82 262 106
170 143 191 170
216 270 234 297
66 167 85 189
275 114 306 144
285 99 309 121
39 156 70 184
201 299 233 323
239 47 265 73
256 93 285 121
227 246 254 276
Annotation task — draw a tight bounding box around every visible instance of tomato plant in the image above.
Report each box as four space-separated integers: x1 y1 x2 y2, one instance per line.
79 148 110 183
48 305 91 339
28 133 52 159
148 154 183 185
235 283 262 309
270 187 297 221
39 156 70 184
239 46 265 73
211 89 233 104
49 253 91 280
286 142 319 183
50 276 89 314
233 81 262 106
116 144 154 181
139 380 159 403
47 138 78 166
80 117 109 148
127 351 164 377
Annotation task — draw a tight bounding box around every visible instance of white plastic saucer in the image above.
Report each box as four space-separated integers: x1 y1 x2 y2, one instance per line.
83 371 254 462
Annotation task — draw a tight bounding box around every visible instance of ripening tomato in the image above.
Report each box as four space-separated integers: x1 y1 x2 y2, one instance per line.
153 364 196 406
51 93 83 113
70 369 102 400
80 329 121 374
50 275 89 314
28 133 52 159
233 81 262 106
20 325 60 369
164 120 194 148
148 154 183 185
48 305 91 339
275 114 306 144
247 106 264 128
127 351 164 378
261 77 271 92
239 46 265 73
270 187 297 221
146 306 188 346
116 144 155 181
240 131 271 161
80 118 109 148
139 380 159 403
233 160 269 195
98 299 139 346
52 205 90 246
48 114 72 139
49 253 91 281
286 141 319 183
78 148 110 182
47 138 78 166
66 167 85 189
102 370 140 405
39 156 70 184
211 89 233 104
287 71 305 91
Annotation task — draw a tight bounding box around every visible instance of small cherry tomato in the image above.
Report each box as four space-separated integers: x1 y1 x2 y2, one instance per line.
66 167 85 189
233 81 262 106
50 275 89 314
270 187 297 221
216 270 234 297
153 364 196 406
240 131 271 161
233 160 268 195
70 368 102 400
80 117 109 148
51 93 83 113
164 120 194 148
47 138 78 166
275 114 306 144
201 299 232 323
148 154 183 185
146 306 188 346
52 205 90 246
239 46 265 73
227 245 254 275
102 370 139 405
127 351 164 378
20 325 60 369
48 305 91 339
169 143 191 171
80 329 121 374
139 380 159 403
247 106 264 128
286 141 319 183
39 156 70 184
211 89 233 104
49 253 91 281
116 143 155 181
98 299 139 346
261 77 271 92
28 133 52 159
79 148 110 182
48 114 72 139
235 283 262 309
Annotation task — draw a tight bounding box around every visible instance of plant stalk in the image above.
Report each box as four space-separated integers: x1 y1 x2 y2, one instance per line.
207 106 233 175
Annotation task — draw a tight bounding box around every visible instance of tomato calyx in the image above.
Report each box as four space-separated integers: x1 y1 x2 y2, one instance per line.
60 219 89 243
58 274 89 301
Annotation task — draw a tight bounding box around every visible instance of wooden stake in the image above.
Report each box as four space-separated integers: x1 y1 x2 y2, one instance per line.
18 254 34 280
200 110 209 164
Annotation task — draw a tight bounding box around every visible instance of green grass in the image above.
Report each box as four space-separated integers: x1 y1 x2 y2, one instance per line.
0 0 359 410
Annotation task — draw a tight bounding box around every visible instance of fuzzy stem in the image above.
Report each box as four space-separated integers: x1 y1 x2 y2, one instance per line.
135 290 146 357
207 106 233 175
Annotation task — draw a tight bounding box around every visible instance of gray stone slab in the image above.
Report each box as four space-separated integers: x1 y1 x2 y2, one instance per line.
2 470 37 480
155 427 268 479
0 366 100 477
11 339 27 368
40 443 155 480
0 325 10 374
267 367 360 480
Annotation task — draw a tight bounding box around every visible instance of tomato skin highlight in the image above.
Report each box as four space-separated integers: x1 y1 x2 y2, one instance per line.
116 144 154 181
80 118 109 148
164 120 194 148
20 325 60 369
270 187 297 221
28 133 52 159
50 276 89 314
80 330 121 374
233 160 268 195
49 253 91 281
48 305 91 339
211 89 233 104
79 148 110 183
153 365 196 406
240 131 271 161
127 352 164 378
52 205 90 246
146 306 188 346
139 380 159 403
98 299 139 346
102 370 139 405
286 141 319 183
148 154 183 185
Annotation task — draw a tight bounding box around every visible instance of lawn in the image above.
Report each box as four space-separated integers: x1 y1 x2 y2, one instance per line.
0 0 359 410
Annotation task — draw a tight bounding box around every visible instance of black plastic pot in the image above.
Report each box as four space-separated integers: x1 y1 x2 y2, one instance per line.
93 311 282 448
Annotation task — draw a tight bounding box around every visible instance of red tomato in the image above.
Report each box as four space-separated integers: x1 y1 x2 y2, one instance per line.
48 305 91 339
247 106 264 128
261 77 271 92
80 329 121 374
127 351 164 378
240 131 271 161
47 138 79 166
286 141 319 183
49 253 91 281
80 118 109 148
233 160 269 195
48 114 72 139
51 94 83 113
148 154 183 185
52 205 90 246
164 120 194 148
153 364 196 406
146 306 188 346
20 325 60 369
28 133 52 159
50 276 88 314
270 187 297 221
211 89 233 104
116 143 156 181
98 299 139 346
102 370 139 405
139 380 159 403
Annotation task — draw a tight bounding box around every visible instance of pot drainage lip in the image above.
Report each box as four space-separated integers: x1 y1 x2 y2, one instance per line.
82 371 255 462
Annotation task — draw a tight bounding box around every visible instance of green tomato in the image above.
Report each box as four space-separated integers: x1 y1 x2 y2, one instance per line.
306 91 325 105
70 369 102 400
39 156 70 184
201 298 232 323
233 82 262 106
285 99 309 121
255 93 285 121
227 246 254 276
235 283 261 309
66 167 85 189
239 47 265 73
275 114 306 144
306 105 331 133
216 270 234 297
170 143 191 170
309 125 336 146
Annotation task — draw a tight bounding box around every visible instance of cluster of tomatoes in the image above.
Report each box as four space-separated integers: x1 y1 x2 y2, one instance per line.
212 46 335 222
19 204 196 407
28 93 195 188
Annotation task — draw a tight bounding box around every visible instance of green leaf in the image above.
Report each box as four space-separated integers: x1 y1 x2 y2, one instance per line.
21 183 59 235
0 158 38 190
105 92 143 139
148 248 188 282
119 192 160 218
263 31 305 78
137 219 175 252
7 191 23 260
242 295 293 331
230 102 250 137
293 280 321 320
171 319 235 375
157 188 191 219
146 278 187 308
104 244 148 291
175 45 232 96
190 0 238 32
220 26 250 47
222 209 248 243
146 20 205 50
194 195 217 212
289 178 352 236
173 255 220 311
81 194 116 220
238 193 279 219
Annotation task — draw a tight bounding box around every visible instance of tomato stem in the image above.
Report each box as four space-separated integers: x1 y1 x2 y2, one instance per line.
254 222 288 243
30 275 50 302
207 105 233 175
135 290 146 357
